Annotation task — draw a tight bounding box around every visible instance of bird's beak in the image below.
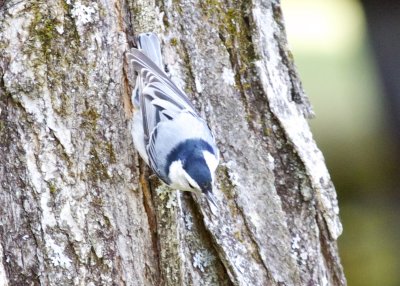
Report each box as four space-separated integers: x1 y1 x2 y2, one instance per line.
205 191 218 215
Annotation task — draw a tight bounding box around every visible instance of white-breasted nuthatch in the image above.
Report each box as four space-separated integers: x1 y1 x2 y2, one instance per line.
127 33 219 207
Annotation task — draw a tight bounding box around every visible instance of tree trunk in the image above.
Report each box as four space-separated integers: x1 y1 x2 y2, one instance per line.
0 0 346 285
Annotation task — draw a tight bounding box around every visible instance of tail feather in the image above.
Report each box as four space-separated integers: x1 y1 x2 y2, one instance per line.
135 33 163 69
132 32 163 107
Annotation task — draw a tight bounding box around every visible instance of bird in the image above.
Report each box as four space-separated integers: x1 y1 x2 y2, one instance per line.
126 32 219 207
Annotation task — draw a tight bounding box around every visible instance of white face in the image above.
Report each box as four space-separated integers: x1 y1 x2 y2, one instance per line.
168 160 201 193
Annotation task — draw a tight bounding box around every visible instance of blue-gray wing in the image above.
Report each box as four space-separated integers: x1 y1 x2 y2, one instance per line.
127 48 198 139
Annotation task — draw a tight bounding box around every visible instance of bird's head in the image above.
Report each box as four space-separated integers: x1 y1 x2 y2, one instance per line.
167 140 219 196
183 151 216 193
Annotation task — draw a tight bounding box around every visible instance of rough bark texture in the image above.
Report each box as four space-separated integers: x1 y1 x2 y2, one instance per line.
0 0 346 285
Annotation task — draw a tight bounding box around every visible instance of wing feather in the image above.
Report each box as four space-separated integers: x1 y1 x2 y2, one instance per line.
127 49 196 110
128 48 201 145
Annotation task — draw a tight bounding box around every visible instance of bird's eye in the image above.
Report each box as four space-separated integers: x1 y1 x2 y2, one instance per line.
188 183 194 189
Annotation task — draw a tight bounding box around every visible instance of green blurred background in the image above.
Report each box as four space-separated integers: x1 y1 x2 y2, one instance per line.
281 0 400 285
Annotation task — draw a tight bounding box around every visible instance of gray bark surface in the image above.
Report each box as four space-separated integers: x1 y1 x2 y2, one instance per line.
0 0 345 285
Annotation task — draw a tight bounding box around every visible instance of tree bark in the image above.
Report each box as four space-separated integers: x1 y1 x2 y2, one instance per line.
0 0 346 285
